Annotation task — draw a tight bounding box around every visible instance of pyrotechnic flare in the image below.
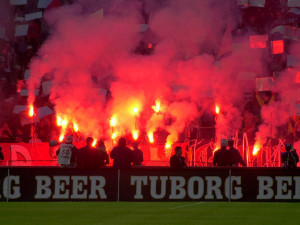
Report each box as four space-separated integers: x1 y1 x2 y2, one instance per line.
165 142 172 149
110 116 117 127
56 116 68 127
132 130 139 140
152 99 161 113
253 143 260 156
112 132 117 140
215 105 220 114
59 134 65 142
73 123 79 132
28 105 34 117
132 106 139 115
148 132 154 143
92 139 97 147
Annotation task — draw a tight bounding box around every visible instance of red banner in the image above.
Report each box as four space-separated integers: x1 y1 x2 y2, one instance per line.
0 143 58 166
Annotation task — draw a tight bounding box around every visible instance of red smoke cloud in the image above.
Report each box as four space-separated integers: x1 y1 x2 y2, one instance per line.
27 0 267 147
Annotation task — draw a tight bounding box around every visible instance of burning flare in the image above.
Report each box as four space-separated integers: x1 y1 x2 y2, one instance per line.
132 130 139 140
110 116 117 127
92 139 97 147
59 134 65 142
165 142 172 149
132 106 139 115
111 132 117 140
73 123 79 132
56 116 68 127
148 132 154 143
28 105 34 117
215 105 220 114
152 99 161 113
253 143 260 156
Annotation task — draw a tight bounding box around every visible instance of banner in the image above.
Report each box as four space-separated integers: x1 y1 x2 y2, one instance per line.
0 167 299 202
0 143 57 166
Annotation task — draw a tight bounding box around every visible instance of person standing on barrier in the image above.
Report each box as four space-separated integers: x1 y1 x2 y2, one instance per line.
281 143 299 169
228 139 246 167
110 137 133 169
56 135 78 168
213 139 231 167
170 146 187 169
131 141 143 166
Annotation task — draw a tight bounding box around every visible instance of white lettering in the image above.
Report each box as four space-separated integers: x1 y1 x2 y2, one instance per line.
205 176 223 199
149 176 167 199
71 176 88 199
293 177 300 199
187 176 204 199
35 176 51 199
53 176 70 199
3 176 21 199
131 176 148 199
225 176 242 200
257 176 273 199
89 176 107 199
169 176 186 199
275 176 292 200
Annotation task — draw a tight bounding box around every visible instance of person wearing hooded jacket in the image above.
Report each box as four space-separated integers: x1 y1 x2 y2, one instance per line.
56 135 78 168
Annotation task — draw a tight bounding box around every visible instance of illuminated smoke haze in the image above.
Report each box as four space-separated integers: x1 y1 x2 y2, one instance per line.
27 0 271 150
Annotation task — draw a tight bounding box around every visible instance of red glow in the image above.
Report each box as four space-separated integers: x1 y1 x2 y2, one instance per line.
253 143 260 156
250 35 268 49
110 116 117 127
111 132 117 140
147 43 153 49
92 139 97 147
152 99 161 113
73 123 79 132
132 130 139 140
148 132 154 143
296 72 300 83
165 142 172 149
271 40 284 54
28 105 34 117
215 105 220 114
59 134 65 142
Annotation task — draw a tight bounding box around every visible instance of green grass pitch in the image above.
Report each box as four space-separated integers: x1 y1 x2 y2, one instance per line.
0 202 299 225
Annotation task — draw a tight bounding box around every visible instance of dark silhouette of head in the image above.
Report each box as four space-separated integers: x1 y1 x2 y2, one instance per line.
97 140 105 147
285 143 292 151
132 141 139 148
221 139 227 147
228 139 234 147
86 137 94 147
175 146 182 156
118 137 126 147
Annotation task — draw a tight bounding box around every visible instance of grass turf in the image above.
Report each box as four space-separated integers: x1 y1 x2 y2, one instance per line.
0 202 299 225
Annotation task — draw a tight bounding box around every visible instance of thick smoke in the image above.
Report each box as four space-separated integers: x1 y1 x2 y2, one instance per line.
27 0 265 148
254 40 300 148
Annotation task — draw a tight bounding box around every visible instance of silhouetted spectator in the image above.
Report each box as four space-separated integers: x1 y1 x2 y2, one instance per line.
170 146 187 169
281 143 299 169
228 139 246 167
76 137 94 169
95 140 109 167
132 141 143 166
213 139 231 167
110 137 133 169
